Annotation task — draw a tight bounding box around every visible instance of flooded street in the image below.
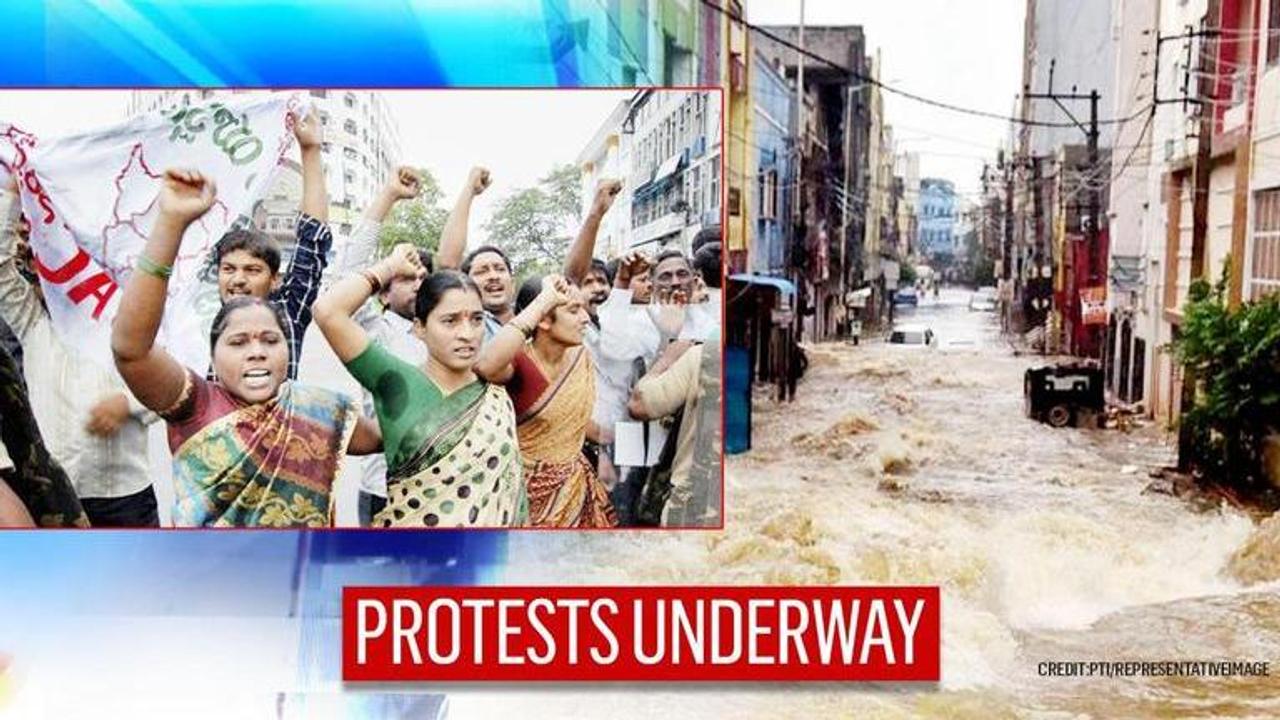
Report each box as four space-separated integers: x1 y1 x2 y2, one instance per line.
451 287 1280 719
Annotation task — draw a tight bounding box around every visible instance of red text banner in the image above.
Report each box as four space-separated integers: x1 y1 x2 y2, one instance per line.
343 585 940 682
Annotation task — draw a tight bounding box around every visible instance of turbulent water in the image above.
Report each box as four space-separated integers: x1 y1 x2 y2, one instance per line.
450 288 1280 719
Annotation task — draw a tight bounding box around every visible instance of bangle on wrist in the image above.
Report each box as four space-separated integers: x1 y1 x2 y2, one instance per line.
136 254 173 280
360 269 383 294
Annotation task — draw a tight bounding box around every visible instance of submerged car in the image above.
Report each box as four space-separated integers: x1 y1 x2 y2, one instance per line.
888 323 935 347
894 287 919 306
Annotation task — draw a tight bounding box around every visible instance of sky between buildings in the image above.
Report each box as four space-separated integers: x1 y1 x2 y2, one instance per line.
749 0 1026 198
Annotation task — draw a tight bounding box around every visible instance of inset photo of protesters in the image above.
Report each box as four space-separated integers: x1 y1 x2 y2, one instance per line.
0 89 723 529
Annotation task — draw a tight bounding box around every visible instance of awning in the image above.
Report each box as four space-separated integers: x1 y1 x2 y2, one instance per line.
729 273 796 296
653 152 684 185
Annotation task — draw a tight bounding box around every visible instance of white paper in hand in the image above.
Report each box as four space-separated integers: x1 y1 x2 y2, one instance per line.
645 422 669 465
614 421 670 467
614 421 648 467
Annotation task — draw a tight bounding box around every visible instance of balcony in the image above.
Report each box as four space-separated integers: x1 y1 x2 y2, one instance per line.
631 211 688 248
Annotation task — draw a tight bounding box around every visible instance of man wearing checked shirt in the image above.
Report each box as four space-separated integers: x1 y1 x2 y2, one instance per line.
207 109 331 381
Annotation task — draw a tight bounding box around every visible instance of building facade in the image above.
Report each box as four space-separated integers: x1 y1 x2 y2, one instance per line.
750 50 794 276
578 0 743 87
576 100 635 259
1098 0 1280 428
1009 0 1118 340
895 152 920 261
577 89 721 257
755 24 871 343
917 178 958 259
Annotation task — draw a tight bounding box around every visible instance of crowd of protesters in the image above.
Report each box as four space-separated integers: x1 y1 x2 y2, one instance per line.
0 110 721 529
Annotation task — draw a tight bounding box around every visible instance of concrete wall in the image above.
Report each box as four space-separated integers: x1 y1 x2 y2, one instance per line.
1249 2 1280 301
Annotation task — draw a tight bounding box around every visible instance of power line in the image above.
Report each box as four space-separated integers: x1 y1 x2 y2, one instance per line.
704 0 1153 129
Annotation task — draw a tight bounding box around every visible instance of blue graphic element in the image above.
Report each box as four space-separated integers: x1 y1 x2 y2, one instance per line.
0 0 653 87
0 0 712 706
0 529 507 696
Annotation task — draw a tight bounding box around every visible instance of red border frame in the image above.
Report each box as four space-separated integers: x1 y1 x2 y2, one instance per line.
0 85 729 533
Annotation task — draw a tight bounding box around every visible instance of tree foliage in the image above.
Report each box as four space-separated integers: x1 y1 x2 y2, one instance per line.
378 167 448 255
483 164 582 283
541 163 582 226
1173 258 1280 501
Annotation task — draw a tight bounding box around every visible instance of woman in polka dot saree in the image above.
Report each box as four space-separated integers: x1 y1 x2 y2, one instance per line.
356 350 526 529
313 255 526 529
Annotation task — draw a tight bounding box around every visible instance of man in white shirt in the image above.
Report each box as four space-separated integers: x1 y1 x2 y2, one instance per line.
597 241 722 523
0 183 157 526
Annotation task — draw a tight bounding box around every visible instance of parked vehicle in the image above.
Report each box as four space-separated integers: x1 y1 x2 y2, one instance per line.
969 286 997 311
894 286 919 306
888 323 935 347
1024 363 1105 428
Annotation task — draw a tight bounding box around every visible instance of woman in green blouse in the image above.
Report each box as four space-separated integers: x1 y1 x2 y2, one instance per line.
312 244 525 528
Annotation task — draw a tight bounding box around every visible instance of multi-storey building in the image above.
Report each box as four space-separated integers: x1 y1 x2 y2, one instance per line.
755 24 872 343
577 89 721 257
896 152 920 261
1108 0 1280 428
917 178 957 259
576 100 635 259
1011 0 1119 338
626 89 722 254
750 50 793 276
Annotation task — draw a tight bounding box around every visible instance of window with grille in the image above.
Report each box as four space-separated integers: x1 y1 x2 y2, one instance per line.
1251 188 1280 299
709 162 720 211
760 170 777 219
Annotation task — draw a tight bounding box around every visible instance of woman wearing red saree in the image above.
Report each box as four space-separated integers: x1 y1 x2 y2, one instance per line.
474 275 616 528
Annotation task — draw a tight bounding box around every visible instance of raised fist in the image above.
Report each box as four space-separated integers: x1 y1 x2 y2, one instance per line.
591 179 622 215
538 273 574 311
382 242 427 281
615 251 650 285
157 168 217 224
468 167 492 197
386 166 422 200
292 109 323 150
